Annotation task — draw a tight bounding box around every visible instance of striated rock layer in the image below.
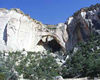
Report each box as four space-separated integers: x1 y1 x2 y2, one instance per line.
0 4 100 52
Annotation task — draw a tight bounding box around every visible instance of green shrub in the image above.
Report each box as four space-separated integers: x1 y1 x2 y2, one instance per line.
0 51 21 80
62 35 100 78
0 51 60 80
0 73 5 80
16 52 60 80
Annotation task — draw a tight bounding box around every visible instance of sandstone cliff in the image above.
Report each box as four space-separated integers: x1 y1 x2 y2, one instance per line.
0 4 100 52
0 8 68 52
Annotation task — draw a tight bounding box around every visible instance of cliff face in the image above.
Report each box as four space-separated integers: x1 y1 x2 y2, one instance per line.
0 4 100 52
0 8 68 52
66 4 100 51
0 8 43 52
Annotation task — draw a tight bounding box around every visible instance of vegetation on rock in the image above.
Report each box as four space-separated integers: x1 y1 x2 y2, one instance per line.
0 34 100 80
0 51 60 80
61 34 100 78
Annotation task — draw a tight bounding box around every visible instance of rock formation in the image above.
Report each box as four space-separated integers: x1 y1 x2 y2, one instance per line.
0 4 100 52
66 4 100 50
0 8 68 52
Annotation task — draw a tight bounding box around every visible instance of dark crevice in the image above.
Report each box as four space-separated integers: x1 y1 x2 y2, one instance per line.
3 24 7 45
37 39 62 52
46 39 62 52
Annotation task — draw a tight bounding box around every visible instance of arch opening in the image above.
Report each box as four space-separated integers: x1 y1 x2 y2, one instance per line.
37 37 62 52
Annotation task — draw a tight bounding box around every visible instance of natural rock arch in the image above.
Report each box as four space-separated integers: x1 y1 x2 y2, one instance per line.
37 35 64 52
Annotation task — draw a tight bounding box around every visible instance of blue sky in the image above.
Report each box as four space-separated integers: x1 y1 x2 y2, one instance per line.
0 0 100 24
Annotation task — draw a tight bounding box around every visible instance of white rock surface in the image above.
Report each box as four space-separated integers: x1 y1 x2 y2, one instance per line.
81 11 86 19
55 23 68 49
0 8 46 52
67 17 73 25
0 8 68 52
54 76 64 80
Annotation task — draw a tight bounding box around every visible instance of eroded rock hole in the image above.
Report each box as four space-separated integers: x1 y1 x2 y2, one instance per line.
46 39 62 52
38 38 62 52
